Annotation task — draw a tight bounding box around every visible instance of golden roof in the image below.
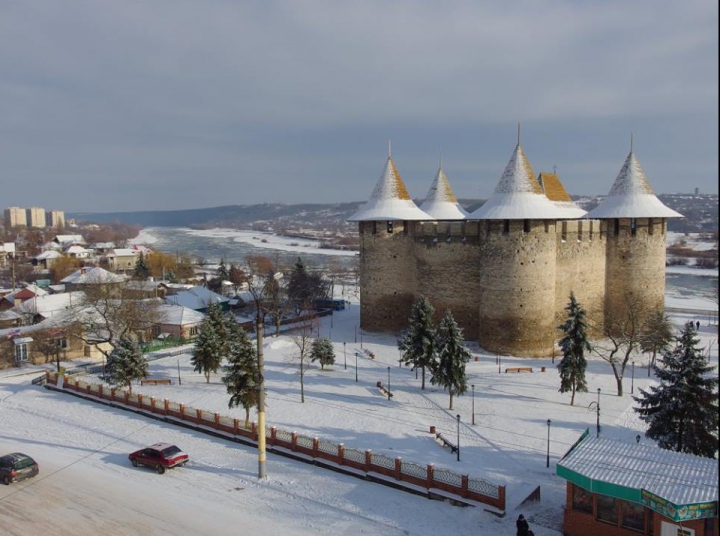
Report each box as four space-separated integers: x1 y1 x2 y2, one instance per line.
537 172 573 202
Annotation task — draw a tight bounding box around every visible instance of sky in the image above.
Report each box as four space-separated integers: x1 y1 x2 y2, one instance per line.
0 1 717 212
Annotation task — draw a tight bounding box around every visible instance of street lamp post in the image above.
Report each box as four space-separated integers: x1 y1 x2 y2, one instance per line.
355 349 358 382
631 361 635 394
387 366 391 400
343 342 347 370
471 384 475 425
360 329 363 349
498 354 501 374
546 419 552 468
456 414 461 462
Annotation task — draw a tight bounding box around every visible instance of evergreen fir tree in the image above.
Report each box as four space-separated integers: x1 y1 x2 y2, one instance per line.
216 258 230 282
634 322 719 458
133 253 150 279
431 310 471 409
557 292 591 406
398 296 437 390
191 302 228 383
222 324 260 427
310 338 335 370
105 336 148 392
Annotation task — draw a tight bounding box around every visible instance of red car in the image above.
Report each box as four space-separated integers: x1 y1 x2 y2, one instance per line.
128 443 189 474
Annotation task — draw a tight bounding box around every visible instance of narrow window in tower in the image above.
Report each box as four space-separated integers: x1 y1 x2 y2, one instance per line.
372 221 377 235
660 218 665 235
589 221 593 241
387 221 393 234
561 221 567 242
577 221 583 242
614 219 620 236
523 219 530 234
630 218 637 236
503 220 510 234
648 218 654 235
544 221 549 233
403 221 409 235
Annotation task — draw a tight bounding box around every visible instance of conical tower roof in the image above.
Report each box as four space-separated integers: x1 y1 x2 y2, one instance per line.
538 172 586 218
469 144 559 220
585 151 682 219
348 156 432 221
419 163 469 220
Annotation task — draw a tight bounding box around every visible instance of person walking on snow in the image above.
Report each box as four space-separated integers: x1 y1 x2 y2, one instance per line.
516 514 530 536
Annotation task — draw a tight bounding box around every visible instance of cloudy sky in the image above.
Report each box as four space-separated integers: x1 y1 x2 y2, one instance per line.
1 1 717 212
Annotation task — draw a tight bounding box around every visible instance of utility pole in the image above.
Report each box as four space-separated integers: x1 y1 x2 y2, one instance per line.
256 315 267 479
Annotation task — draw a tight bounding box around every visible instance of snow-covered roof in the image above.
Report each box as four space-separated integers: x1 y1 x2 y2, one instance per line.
158 304 205 326
60 267 127 285
3 284 49 304
107 248 139 257
54 234 85 245
537 172 586 218
585 152 683 219
34 250 63 261
12 292 85 318
348 156 432 221
0 243 16 254
65 245 89 254
469 144 561 220
88 242 116 250
419 165 469 220
558 435 718 511
165 286 229 311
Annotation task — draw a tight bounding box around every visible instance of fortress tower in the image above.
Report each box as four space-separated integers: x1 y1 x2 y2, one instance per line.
586 149 682 328
348 152 430 332
349 138 682 357
469 143 560 356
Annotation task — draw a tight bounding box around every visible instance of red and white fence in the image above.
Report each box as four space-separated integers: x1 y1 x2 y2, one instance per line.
45 371 505 511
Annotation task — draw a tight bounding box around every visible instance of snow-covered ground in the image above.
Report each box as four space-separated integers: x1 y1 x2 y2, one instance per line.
2 231 716 534
2 289 718 535
131 227 357 257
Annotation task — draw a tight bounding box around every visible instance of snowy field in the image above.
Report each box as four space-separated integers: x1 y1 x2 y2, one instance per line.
1 288 718 535
132 227 357 257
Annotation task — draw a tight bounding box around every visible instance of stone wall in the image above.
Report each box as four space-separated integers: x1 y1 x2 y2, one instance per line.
414 221 481 339
477 219 557 356
359 220 417 332
555 219 607 333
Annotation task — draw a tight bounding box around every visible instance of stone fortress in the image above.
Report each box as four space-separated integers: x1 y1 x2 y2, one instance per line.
348 138 682 357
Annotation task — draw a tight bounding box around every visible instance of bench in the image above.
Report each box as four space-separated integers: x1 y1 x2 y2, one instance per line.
376 381 393 399
364 349 375 359
435 432 458 454
140 378 172 386
505 367 533 373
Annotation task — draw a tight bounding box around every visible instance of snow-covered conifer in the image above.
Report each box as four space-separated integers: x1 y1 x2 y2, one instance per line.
105 336 148 392
634 322 719 458
310 338 335 370
222 324 259 427
557 292 590 405
431 310 471 409
398 296 437 390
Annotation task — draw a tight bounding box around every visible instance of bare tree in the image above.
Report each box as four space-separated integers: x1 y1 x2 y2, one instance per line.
289 308 320 403
640 310 674 376
589 294 654 396
243 255 292 336
67 275 161 361
30 324 83 372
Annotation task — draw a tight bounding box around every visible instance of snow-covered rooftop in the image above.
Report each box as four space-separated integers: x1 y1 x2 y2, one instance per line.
107 248 138 257
158 303 205 326
585 152 683 219
348 156 432 221
12 292 85 318
419 165 469 220
60 267 127 285
558 435 718 508
33 250 63 261
469 144 562 220
165 286 229 311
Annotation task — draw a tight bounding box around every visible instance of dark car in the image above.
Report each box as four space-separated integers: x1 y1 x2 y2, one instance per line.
128 443 189 474
0 453 39 485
